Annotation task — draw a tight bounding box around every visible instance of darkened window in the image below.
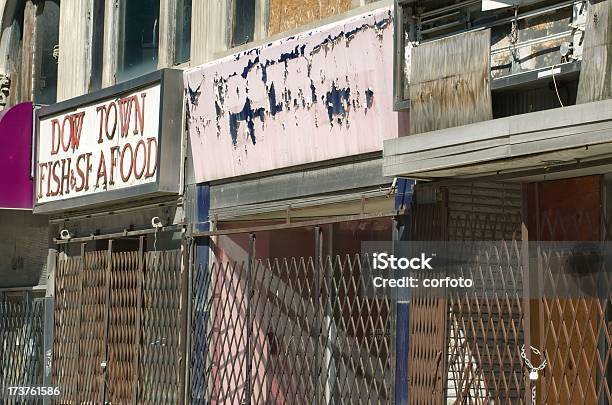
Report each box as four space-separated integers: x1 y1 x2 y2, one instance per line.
118 0 160 82
89 0 105 91
33 0 59 105
174 0 191 64
232 0 255 47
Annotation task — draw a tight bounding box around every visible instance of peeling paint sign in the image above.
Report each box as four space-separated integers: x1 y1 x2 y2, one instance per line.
185 7 397 182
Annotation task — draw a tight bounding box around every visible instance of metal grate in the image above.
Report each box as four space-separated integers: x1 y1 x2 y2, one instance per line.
0 297 44 405
190 242 392 404
536 208 612 405
140 250 183 404
52 243 185 404
409 183 611 404
53 252 85 403
445 240 526 404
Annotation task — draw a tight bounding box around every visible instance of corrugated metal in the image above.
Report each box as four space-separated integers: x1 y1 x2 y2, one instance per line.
446 181 522 241
492 80 578 117
415 181 522 241
409 30 492 134
577 0 612 103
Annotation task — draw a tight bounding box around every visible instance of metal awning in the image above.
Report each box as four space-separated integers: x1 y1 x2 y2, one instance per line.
383 98 612 182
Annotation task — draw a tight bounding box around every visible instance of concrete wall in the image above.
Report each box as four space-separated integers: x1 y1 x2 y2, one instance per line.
0 210 49 288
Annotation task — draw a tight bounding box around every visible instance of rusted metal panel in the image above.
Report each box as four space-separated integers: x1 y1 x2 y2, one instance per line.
409 29 492 134
185 7 397 183
577 0 612 103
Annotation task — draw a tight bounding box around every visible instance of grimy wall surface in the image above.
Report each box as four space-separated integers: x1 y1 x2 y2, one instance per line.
0 210 48 288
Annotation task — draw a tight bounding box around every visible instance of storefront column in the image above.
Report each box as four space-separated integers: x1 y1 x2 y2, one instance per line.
190 183 210 403
394 178 412 405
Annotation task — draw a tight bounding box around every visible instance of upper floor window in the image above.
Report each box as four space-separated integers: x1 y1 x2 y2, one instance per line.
232 0 255 47
174 0 191 64
118 0 160 82
89 0 105 91
33 0 60 105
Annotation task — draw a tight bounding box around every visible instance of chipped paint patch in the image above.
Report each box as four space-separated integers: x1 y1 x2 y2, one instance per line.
184 6 398 182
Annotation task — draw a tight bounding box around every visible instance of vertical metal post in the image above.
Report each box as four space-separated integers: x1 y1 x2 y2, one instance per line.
245 233 256 405
100 239 113 404
521 184 532 404
132 236 144 404
183 238 195 405
394 215 410 405
75 243 86 404
312 226 322 404
395 178 414 405
323 224 336 405
42 295 54 405
179 237 191 405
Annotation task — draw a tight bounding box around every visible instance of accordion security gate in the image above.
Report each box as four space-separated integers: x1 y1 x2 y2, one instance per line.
52 239 186 404
409 183 612 404
190 228 393 404
0 297 44 405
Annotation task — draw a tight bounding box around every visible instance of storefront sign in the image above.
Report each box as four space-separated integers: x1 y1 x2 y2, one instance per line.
184 6 400 182
34 69 183 213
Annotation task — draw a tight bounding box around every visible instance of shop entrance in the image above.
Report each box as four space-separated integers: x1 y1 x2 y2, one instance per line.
190 217 395 404
408 178 611 404
51 236 186 404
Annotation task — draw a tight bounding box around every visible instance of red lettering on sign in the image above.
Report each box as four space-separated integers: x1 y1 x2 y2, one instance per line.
60 116 71 152
145 137 158 178
70 112 85 151
96 105 107 143
84 153 92 191
75 154 87 192
38 163 47 198
120 143 134 182
119 96 133 138
133 140 147 179
109 146 120 186
96 153 108 189
59 158 71 196
106 102 117 140
51 161 61 196
134 93 146 134
50 120 61 155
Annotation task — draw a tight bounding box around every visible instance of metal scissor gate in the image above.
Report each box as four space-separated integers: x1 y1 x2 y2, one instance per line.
52 238 187 404
189 226 394 405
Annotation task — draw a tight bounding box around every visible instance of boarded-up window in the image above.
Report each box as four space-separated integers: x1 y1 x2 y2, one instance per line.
409 30 492 135
268 0 352 36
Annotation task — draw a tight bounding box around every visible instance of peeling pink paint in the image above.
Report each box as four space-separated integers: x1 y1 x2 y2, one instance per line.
185 6 397 182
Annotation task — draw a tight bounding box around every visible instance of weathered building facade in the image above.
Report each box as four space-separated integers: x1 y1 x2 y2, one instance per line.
386 0 612 403
0 0 610 403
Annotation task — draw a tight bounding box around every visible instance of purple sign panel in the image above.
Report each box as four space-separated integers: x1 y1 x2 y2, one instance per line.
0 102 33 209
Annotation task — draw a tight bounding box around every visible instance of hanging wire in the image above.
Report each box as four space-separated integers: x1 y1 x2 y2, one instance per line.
551 65 564 107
